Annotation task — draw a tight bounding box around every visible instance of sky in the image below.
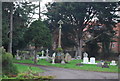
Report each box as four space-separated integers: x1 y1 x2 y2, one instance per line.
32 0 53 20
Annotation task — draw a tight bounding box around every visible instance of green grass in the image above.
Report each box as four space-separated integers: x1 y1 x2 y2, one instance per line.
14 63 44 73
13 59 118 73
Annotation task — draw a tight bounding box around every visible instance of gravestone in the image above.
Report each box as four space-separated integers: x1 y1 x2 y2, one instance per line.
82 52 89 64
100 60 104 65
89 57 96 64
96 63 102 67
61 53 65 64
37 55 39 61
110 60 117 66
97 60 104 67
52 53 56 64
102 62 109 68
16 50 21 60
41 50 44 57
46 49 49 57
65 53 72 62
76 56 81 59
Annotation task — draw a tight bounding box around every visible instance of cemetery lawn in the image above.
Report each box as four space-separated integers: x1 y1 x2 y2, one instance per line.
14 59 118 73
14 63 44 73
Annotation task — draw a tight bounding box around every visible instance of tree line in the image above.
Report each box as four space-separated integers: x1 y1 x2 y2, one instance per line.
2 2 120 59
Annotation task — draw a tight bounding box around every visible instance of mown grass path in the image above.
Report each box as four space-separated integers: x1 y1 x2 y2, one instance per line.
15 63 118 79
14 59 118 73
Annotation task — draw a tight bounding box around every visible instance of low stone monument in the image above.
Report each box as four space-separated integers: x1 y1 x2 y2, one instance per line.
102 62 109 68
82 52 89 64
110 60 117 66
52 53 56 64
96 63 102 67
65 53 72 62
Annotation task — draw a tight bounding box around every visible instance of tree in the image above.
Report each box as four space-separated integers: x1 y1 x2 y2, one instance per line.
45 2 120 58
24 20 52 63
2 2 39 54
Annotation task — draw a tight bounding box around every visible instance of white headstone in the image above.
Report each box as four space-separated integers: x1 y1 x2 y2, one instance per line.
52 53 56 64
82 52 89 64
41 50 44 57
90 57 96 64
110 60 117 65
83 57 89 64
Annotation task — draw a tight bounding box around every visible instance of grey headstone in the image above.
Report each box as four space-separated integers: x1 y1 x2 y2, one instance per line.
96 63 102 67
65 53 72 62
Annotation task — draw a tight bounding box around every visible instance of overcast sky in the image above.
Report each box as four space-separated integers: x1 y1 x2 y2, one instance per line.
32 0 53 20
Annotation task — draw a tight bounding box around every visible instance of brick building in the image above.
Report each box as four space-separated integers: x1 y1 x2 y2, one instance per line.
112 23 120 53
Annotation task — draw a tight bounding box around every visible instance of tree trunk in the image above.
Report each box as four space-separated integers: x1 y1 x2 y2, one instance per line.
8 4 13 54
75 39 83 59
33 48 37 64
39 1 41 19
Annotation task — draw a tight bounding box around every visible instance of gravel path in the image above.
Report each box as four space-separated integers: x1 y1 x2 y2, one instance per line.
16 63 118 79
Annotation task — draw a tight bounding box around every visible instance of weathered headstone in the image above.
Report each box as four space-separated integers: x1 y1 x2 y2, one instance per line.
46 49 49 57
102 62 109 68
110 60 117 66
37 55 39 61
16 50 21 60
65 53 72 62
100 60 104 65
96 63 102 67
52 53 56 64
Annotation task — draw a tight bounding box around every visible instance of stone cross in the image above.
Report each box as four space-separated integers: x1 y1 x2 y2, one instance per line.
58 20 63 48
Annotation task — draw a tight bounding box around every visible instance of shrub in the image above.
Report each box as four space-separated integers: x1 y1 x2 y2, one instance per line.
2 49 18 76
37 52 42 56
56 47 63 52
19 51 29 54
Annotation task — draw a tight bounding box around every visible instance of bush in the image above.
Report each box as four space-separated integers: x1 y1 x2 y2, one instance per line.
37 52 42 56
19 51 29 54
56 47 63 52
2 50 18 76
2 70 54 80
